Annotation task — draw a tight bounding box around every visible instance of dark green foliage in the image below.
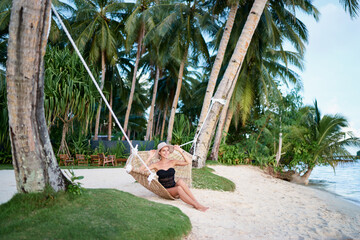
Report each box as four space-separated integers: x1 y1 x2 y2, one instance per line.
108 142 128 158
171 114 195 152
0 189 191 240
218 143 248 165
0 70 11 164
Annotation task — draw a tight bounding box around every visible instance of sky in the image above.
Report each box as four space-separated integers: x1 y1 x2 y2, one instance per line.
289 0 360 154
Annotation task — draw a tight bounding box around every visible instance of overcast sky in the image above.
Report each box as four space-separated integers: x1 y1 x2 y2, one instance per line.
291 0 360 154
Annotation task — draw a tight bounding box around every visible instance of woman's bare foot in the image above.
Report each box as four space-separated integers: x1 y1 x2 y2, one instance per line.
195 204 209 212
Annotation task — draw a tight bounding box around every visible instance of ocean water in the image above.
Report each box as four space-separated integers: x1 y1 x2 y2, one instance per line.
309 161 360 206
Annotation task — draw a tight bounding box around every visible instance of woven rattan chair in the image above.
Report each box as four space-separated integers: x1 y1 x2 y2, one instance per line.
125 150 192 200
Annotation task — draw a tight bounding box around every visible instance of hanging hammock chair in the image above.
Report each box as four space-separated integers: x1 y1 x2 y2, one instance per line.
125 149 193 200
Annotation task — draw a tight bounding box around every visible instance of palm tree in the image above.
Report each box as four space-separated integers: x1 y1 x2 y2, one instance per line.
147 1 212 143
122 0 154 139
193 0 321 168
196 0 240 134
282 101 360 184
69 0 132 140
6 0 66 192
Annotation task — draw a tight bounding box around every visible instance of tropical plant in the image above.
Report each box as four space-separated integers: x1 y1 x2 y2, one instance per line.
69 0 132 140
44 47 100 155
0 69 11 164
171 114 194 152
193 0 320 168
122 0 154 138
281 101 360 184
64 169 84 195
146 1 213 143
196 0 241 133
108 142 128 158
218 143 248 165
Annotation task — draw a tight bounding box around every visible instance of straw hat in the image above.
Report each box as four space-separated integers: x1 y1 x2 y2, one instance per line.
157 142 174 158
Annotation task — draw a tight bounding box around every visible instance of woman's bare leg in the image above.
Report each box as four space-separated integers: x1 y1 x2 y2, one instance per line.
167 186 208 212
176 179 198 203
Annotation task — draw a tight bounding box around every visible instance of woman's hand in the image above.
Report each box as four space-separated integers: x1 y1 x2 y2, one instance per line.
174 145 182 152
149 149 157 158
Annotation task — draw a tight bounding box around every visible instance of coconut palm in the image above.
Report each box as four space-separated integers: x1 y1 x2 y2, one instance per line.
147 1 213 143
6 0 67 192
196 0 242 133
122 0 156 139
0 0 72 66
69 0 133 140
193 0 320 168
208 0 313 160
282 101 360 184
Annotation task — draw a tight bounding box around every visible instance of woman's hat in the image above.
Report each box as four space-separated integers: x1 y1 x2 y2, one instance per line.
157 142 174 158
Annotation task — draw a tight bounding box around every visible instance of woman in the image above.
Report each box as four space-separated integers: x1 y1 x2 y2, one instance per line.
141 142 209 212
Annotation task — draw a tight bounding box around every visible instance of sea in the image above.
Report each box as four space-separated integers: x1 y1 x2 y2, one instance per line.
309 161 360 206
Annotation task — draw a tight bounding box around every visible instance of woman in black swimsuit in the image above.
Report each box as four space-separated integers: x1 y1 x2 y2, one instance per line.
143 142 208 212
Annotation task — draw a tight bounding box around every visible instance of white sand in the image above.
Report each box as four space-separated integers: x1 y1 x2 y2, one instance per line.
1 165 360 239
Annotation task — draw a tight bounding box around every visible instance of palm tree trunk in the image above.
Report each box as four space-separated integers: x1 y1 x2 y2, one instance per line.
123 25 145 140
291 168 313 185
167 49 188 143
223 107 234 140
59 105 70 155
193 0 267 168
160 102 168 140
210 77 237 161
107 85 113 141
145 66 160 140
154 108 161 137
275 132 283 165
196 3 238 133
6 0 66 192
93 50 106 140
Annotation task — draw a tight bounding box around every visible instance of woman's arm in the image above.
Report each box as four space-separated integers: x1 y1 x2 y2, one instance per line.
139 150 157 172
173 145 191 166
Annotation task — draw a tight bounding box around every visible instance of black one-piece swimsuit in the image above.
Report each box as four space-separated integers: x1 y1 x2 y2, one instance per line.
157 168 176 188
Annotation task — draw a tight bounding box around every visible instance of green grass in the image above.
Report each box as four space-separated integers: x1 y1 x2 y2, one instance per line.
0 188 191 240
192 166 236 192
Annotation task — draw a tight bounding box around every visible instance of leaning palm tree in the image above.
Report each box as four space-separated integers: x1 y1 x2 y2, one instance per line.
207 0 311 161
193 0 320 168
282 101 360 184
196 0 241 133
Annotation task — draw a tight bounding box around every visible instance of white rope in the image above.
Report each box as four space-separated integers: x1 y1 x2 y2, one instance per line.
189 97 227 157
180 140 194 147
51 5 154 180
47 8 51 39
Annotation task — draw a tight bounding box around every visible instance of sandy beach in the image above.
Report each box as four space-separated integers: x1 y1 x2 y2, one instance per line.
1 165 360 239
